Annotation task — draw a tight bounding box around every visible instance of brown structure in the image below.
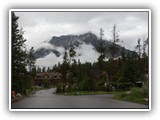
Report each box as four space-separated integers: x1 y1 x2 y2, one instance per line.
34 72 61 86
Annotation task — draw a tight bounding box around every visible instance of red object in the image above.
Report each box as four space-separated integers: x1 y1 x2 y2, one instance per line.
12 91 16 98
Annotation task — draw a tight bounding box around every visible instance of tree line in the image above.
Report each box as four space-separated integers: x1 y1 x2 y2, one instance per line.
53 25 148 93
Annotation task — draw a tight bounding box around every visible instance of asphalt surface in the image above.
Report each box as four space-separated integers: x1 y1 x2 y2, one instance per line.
11 88 148 109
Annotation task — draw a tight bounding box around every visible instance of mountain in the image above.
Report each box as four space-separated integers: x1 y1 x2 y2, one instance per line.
34 32 133 60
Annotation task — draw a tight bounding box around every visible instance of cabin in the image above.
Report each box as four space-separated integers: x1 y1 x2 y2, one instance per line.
34 72 62 86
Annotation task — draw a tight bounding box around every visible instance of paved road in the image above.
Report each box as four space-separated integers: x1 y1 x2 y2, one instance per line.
12 88 148 109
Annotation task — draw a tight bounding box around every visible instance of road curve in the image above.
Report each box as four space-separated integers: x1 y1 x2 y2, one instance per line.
11 88 148 109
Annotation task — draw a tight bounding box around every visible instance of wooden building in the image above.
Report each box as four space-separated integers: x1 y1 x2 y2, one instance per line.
34 72 61 86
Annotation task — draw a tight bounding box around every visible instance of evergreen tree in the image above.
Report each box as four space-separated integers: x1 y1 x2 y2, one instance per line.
96 71 110 91
47 67 51 72
27 47 35 72
109 24 120 59
97 28 105 69
142 37 149 86
60 49 69 92
135 38 145 86
142 37 147 58
11 12 28 92
31 66 36 80
27 47 36 85
116 53 137 91
42 67 46 72
121 47 126 62
44 75 50 88
37 66 41 72
108 24 121 88
69 45 76 64
135 38 142 60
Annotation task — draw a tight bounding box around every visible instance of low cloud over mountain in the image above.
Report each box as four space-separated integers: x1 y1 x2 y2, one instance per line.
34 32 133 68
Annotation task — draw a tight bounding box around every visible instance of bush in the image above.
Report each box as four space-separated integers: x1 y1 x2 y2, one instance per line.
130 87 148 98
70 84 78 92
116 82 134 91
21 89 31 96
114 86 149 104
56 85 63 93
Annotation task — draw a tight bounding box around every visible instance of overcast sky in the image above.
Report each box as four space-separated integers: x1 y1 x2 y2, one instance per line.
15 11 148 51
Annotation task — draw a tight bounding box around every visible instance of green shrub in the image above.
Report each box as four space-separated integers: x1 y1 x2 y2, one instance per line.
70 84 78 92
130 87 148 98
56 85 63 93
114 86 149 104
116 82 134 91
21 89 31 96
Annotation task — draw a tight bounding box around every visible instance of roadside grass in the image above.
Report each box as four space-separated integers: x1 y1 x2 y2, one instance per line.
23 86 45 96
114 87 149 104
32 86 45 91
56 91 113 96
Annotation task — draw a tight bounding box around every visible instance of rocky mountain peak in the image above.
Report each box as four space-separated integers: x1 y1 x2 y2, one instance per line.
34 32 133 60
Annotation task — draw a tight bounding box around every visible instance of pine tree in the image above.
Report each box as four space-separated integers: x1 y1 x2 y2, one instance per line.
47 67 50 72
37 66 41 72
27 47 35 72
142 37 149 86
44 75 50 88
60 49 69 92
27 47 36 86
69 44 76 64
108 24 120 87
121 47 126 63
97 28 105 69
142 38 147 58
42 67 46 72
135 38 144 86
135 38 142 60
11 12 28 92
27 47 36 83
109 24 120 59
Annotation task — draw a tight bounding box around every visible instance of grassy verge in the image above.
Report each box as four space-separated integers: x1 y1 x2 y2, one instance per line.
22 86 55 96
56 91 113 96
23 86 44 96
114 87 149 105
32 86 44 91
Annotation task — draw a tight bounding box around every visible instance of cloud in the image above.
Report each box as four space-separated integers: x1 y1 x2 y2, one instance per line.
34 42 65 54
74 43 100 63
23 21 93 48
15 11 148 52
35 52 63 68
34 42 54 50
35 42 101 68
